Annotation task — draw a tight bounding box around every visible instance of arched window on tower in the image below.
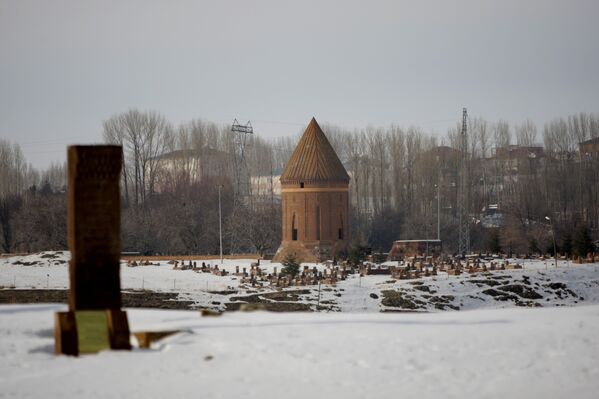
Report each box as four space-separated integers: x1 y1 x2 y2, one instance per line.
338 213 344 240
316 206 320 240
292 213 298 241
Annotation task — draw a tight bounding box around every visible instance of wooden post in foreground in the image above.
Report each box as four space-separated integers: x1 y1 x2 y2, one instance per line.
55 145 131 356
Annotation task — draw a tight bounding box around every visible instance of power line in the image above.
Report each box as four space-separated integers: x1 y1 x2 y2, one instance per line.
14 136 100 147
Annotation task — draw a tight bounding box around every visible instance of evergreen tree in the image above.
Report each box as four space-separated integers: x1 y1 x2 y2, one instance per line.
281 254 300 277
487 230 501 254
528 238 539 255
561 232 573 258
348 239 369 265
574 224 593 258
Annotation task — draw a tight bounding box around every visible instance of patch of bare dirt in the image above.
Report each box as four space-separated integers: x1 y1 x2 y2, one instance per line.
0 289 196 310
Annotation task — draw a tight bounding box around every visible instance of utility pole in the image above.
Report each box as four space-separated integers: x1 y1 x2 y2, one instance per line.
317 280 321 309
458 107 470 256
218 185 223 264
436 182 441 241
545 216 558 268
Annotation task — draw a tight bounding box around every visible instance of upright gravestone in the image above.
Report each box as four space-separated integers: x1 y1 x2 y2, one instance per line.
55 145 131 356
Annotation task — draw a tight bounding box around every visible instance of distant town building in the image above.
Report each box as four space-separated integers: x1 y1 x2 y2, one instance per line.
251 175 281 198
579 137 599 159
388 239 442 260
153 148 229 192
272 118 350 263
492 145 545 178
479 203 504 228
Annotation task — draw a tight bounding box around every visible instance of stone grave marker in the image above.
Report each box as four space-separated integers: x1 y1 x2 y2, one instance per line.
54 145 131 356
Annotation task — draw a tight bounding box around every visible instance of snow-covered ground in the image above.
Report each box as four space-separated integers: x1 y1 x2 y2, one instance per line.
2 252 599 397
1 303 598 399
2 251 599 312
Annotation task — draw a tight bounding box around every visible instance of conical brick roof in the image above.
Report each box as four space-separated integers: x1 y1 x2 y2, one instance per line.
280 117 349 184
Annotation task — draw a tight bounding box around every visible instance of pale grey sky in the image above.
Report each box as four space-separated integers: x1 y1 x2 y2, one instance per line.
1 0 598 169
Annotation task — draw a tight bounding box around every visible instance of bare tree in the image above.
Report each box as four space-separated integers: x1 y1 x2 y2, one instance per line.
474 117 490 158
0 139 33 196
41 162 67 191
5 109 599 256
493 120 511 149
515 119 538 146
102 109 171 207
103 116 131 206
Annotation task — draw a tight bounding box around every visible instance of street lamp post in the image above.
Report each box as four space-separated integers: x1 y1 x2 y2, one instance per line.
545 216 558 268
218 185 223 265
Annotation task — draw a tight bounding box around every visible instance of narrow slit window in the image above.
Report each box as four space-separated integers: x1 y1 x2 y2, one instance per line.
292 213 298 241
316 206 320 240
338 214 344 240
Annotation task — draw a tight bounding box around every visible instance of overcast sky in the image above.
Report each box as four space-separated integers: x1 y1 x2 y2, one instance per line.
1 0 598 169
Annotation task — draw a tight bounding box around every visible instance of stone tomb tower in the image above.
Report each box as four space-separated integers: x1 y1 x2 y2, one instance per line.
273 118 350 263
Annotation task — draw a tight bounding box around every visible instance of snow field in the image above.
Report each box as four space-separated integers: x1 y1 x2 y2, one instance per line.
1 304 598 398
2 252 599 312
